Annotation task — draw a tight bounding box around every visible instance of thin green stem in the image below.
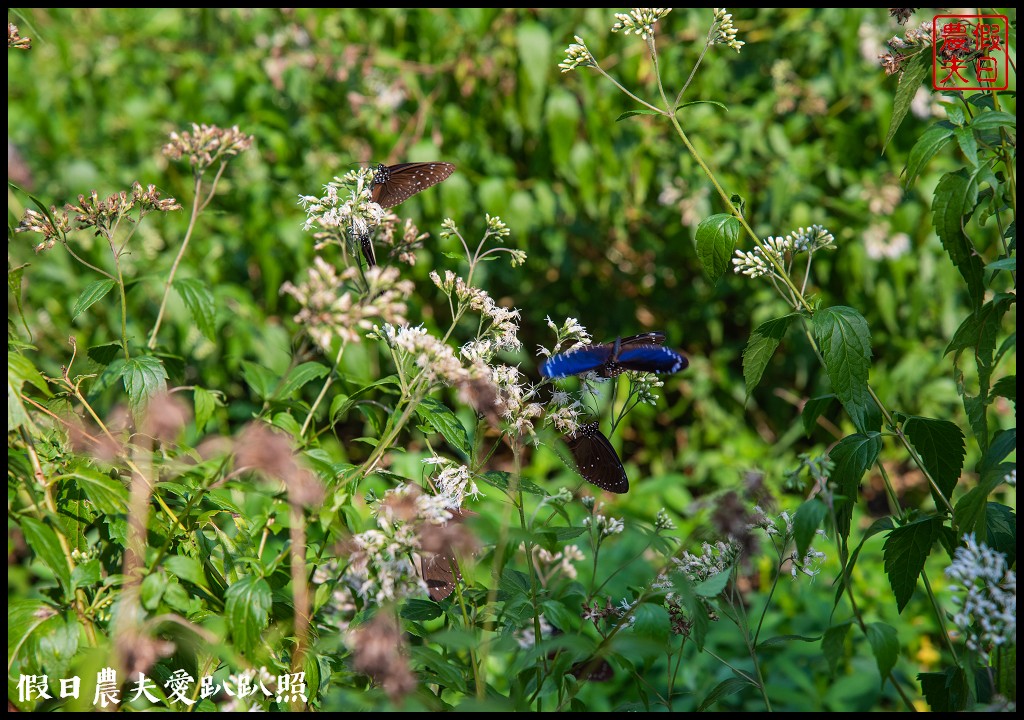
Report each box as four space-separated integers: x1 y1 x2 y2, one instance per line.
149 174 203 349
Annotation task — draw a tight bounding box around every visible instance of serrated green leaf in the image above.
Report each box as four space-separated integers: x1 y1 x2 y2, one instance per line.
952 125 978 167
632 602 669 638
695 214 741 283
276 362 330 400
122 355 169 419
865 622 899 685
813 306 879 433
68 468 129 514
801 395 835 436
829 433 882 545
946 293 1015 394
901 415 966 502
883 51 930 153
241 360 278 400
822 622 852 677
742 314 798 398
882 516 943 613
991 376 1015 405
904 123 953 188
71 279 116 320
794 498 828 561
676 100 728 113
414 397 471 457
919 667 970 712
173 277 217 341
932 170 984 310
8 262 31 336
225 575 272 653
20 516 72 601
696 677 754 711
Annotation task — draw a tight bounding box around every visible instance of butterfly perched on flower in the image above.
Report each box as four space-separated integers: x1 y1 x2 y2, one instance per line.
564 421 628 493
540 332 687 379
417 507 476 602
370 161 456 209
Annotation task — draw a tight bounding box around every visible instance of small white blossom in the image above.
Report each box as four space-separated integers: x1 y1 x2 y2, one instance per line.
945 534 1016 662
559 35 596 73
612 8 672 41
712 8 745 52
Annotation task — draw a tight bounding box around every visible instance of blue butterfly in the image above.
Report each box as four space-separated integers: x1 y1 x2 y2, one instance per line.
540 332 687 379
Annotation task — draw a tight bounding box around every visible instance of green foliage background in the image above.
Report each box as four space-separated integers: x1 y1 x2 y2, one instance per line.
8 7 1016 712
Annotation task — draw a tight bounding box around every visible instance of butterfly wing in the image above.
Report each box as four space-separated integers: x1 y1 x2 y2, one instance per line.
420 551 460 602
356 230 376 267
612 344 688 375
565 422 628 493
371 162 456 209
618 332 667 347
540 345 615 378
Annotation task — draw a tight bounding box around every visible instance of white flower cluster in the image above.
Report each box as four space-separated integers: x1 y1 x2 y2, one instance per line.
423 456 482 509
583 510 625 537
672 540 739 583
732 224 835 280
297 168 384 235
713 9 745 52
945 534 1016 662
559 35 596 73
611 8 672 41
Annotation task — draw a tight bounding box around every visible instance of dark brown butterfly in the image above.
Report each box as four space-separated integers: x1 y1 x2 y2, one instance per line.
355 228 376 267
418 507 476 602
370 161 456 209
565 422 628 493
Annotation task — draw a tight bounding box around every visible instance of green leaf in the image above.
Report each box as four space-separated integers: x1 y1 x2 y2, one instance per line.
275 362 330 401
165 555 209 589
882 516 943 613
225 575 272 654
194 386 220 432
8 351 51 396
932 170 984 310
172 277 217 341
829 433 882 545
952 125 978 167
20 516 72 601
953 467 1006 539
122 355 169 419
919 666 970 711
987 256 1015 272
865 622 899 685
71 279 116 320
883 51 930 153
616 109 662 121
904 123 953 188
991 376 1015 405
742 314 798 398
241 360 278 400
967 110 1016 133
695 214 741 283
415 397 471 457
696 677 754 711
68 468 129 514
822 622 853 677
401 598 444 621
946 293 1015 395
900 415 966 502
794 498 827 561
813 306 879 433
87 341 122 366
979 428 1015 476
693 568 730 598
985 502 1016 568
757 634 820 649
8 598 54 665
675 100 728 113
801 395 834 436
8 262 31 336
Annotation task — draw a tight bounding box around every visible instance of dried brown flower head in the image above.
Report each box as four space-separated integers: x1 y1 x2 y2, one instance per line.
348 613 417 703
